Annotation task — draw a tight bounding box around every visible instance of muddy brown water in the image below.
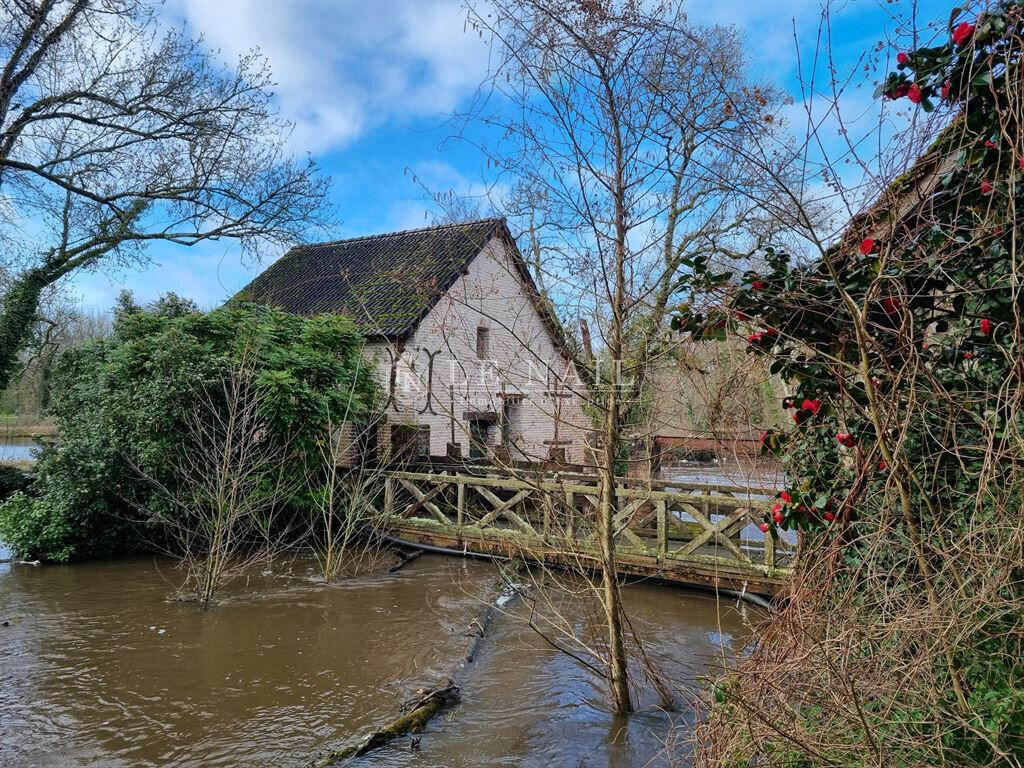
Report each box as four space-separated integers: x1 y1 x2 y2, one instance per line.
0 553 753 767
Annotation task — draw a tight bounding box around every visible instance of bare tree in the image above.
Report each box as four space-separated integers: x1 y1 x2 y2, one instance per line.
0 0 328 390
311 417 394 581
461 0 791 714
1 295 111 417
143 361 298 603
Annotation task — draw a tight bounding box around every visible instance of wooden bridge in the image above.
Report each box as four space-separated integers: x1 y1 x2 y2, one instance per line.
381 467 793 596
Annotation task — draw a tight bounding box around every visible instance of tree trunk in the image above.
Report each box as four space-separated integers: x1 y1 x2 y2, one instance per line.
0 267 51 393
599 140 633 714
599 388 633 715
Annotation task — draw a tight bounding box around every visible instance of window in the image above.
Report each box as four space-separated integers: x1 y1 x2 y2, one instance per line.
388 423 430 461
476 326 490 359
469 419 490 459
501 396 523 446
414 425 430 458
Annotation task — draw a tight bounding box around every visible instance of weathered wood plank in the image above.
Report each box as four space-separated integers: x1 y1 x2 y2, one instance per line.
384 477 395 517
675 507 749 560
456 482 465 528
398 478 451 525
656 500 667 562
474 487 534 530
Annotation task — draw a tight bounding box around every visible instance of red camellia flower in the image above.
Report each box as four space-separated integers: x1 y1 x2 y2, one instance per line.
771 502 783 516
907 83 922 104
886 83 911 100
963 351 974 360
879 460 888 471
824 511 837 523
896 51 909 65
881 297 901 314
985 140 997 148
779 490 792 503
747 332 763 344
952 21 975 47
773 509 784 525
759 522 770 533
981 180 994 195
980 318 992 336
859 238 875 255
752 279 766 291
941 80 952 100
801 398 822 414
835 432 856 447
1019 156 1024 170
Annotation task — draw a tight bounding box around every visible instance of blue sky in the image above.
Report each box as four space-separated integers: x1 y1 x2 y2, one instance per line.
67 0 956 310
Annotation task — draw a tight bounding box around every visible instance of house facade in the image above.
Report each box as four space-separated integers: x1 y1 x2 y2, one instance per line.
241 218 592 464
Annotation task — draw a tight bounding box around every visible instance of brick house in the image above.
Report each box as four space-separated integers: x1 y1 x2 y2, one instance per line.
241 218 592 463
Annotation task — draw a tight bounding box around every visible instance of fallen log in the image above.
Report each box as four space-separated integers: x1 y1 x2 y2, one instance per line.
387 548 424 574
314 683 458 767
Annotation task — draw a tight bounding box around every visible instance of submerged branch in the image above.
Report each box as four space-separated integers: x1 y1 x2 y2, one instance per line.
314 684 459 767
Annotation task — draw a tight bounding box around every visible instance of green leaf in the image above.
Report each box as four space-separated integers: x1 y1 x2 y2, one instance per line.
948 4 966 29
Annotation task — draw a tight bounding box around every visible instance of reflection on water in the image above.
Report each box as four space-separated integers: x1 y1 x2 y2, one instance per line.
0 554 752 767
0 440 38 462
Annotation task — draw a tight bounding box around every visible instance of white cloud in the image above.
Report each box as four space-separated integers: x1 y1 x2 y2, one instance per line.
167 0 490 154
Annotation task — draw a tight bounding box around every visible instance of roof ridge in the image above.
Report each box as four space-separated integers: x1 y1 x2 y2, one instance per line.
292 217 505 250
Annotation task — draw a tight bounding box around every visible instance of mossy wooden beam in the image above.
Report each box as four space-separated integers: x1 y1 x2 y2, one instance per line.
314 684 459 766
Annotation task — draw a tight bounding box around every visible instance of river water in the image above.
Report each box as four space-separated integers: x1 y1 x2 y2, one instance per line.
0 439 38 463
0 553 753 767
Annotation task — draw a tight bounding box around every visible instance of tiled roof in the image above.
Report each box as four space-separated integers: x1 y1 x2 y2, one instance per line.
239 218 506 339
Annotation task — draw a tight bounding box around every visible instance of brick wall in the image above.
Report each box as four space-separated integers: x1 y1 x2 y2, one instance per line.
365 235 592 464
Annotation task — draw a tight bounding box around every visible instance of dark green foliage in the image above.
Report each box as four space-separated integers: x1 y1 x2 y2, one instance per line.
0 295 377 562
0 267 51 395
0 465 32 502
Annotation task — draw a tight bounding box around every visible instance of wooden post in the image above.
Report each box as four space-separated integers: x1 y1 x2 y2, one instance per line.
542 491 553 541
565 490 575 539
384 476 395 517
456 481 465 529
656 499 667 563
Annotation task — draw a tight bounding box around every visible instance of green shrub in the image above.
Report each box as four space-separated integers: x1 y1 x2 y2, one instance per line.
0 464 31 501
0 293 377 562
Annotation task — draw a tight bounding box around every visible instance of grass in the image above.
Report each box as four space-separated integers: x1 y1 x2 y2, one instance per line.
0 413 57 439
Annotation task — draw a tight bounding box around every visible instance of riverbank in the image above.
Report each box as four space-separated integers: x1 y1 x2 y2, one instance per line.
0 416 57 440
0 553 753 767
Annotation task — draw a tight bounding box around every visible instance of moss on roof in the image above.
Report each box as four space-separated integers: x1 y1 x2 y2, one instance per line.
239 219 505 339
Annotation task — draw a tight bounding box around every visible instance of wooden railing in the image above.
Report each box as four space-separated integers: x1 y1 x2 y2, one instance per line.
380 468 794 594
